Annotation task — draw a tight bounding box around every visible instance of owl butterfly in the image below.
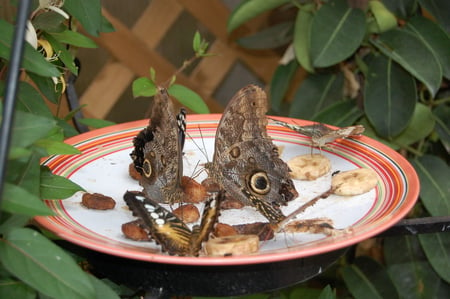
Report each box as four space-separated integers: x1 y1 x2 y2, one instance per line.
206 85 299 224
127 87 222 255
270 119 365 150
130 87 185 204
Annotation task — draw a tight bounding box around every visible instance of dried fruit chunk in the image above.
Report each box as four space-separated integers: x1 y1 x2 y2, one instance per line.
287 154 331 180
204 234 260 256
182 176 208 203
331 168 378 196
122 220 151 241
214 223 238 237
81 192 116 210
129 162 142 180
172 204 200 223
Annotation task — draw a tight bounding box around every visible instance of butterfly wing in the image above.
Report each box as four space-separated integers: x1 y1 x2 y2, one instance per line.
209 85 298 224
130 88 184 204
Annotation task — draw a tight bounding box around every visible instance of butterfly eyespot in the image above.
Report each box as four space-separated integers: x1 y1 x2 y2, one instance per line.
143 159 152 178
230 146 240 158
248 157 256 164
149 150 156 158
248 171 270 195
160 155 166 166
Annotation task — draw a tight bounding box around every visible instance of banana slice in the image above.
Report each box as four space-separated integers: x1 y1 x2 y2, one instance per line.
287 154 331 180
204 234 259 256
332 168 378 196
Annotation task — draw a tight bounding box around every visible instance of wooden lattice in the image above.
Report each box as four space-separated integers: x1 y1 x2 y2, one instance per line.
78 0 284 119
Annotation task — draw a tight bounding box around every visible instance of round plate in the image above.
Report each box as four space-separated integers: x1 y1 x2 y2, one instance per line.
36 115 419 266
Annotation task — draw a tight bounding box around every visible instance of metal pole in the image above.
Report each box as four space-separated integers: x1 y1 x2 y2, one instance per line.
0 0 32 215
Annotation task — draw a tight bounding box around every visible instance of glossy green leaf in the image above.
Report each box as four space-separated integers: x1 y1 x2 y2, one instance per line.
289 72 344 119
77 118 116 129
168 84 210 114
7 147 32 160
368 1 398 33
405 16 450 79
314 100 363 126
382 0 418 19
32 11 66 32
50 30 97 48
6 152 41 196
384 235 441 299
0 214 30 234
410 155 450 216
88 276 121 299
16 81 53 117
40 167 84 199
433 104 450 151
371 28 442 96
0 278 36 299
418 0 450 32
419 233 450 283
310 0 366 67
391 103 435 147
0 228 96 299
269 60 298 114
63 0 102 36
0 20 60 77
27 72 61 104
44 33 79 75
364 55 416 138
132 77 156 97
227 0 291 32
11 111 56 148
1 183 54 216
237 21 293 49
293 6 314 72
342 256 399 299
318 285 335 299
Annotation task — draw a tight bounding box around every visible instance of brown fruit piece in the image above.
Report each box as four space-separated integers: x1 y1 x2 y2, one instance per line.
81 192 116 210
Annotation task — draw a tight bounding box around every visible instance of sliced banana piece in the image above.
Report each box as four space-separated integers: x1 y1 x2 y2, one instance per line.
332 168 378 196
287 154 331 180
204 234 259 256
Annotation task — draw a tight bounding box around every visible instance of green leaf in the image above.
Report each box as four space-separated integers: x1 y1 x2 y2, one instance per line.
1 183 54 216
32 11 66 32
27 72 61 104
419 233 450 283
7 147 32 160
269 60 298 114
384 235 442 299
368 1 398 33
49 30 97 48
370 28 442 96
0 19 60 77
40 167 84 199
16 81 53 118
418 0 450 32
0 214 30 234
0 278 36 299
382 0 418 19
0 228 96 299
88 276 121 299
237 21 293 49
410 155 450 216
294 6 314 72
405 15 450 79
227 0 291 32
318 285 335 299
63 0 102 36
310 0 366 67
6 152 41 196
77 118 116 129
390 103 435 147
314 100 363 126
193 30 201 52
44 33 79 75
364 55 416 138
34 139 81 155
168 84 210 114
341 256 399 299
11 111 57 148
132 77 157 97
433 104 450 151
289 72 344 119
